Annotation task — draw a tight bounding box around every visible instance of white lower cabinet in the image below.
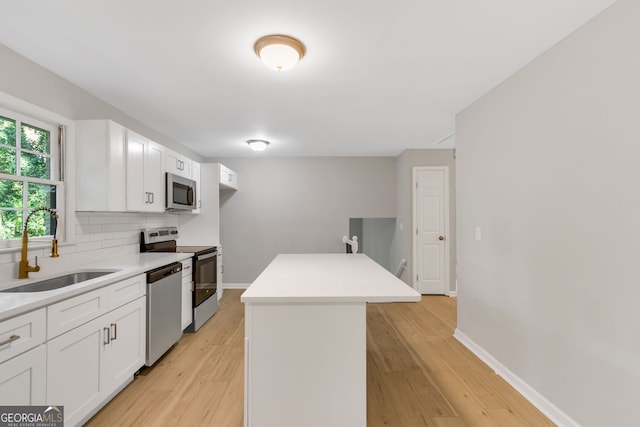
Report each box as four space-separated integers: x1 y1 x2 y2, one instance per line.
103 297 146 390
181 260 193 330
0 344 46 405
0 274 146 426
44 274 146 426
0 308 47 405
46 314 104 425
47 296 145 426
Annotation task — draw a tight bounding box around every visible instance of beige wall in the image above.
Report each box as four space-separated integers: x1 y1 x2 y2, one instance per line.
391 149 456 292
213 157 396 283
456 0 638 425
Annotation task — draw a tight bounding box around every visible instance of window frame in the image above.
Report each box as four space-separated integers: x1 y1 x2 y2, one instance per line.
0 105 65 247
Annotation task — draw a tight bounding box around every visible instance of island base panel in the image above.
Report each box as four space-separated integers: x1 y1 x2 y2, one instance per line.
244 302 366 427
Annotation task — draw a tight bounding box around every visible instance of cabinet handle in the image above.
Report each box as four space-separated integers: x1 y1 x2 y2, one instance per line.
103 327 111 345
198 200 201 208
145 192 150 204
0 334 19 347
150 192 155 204
110 323 117 341
176 159 180 170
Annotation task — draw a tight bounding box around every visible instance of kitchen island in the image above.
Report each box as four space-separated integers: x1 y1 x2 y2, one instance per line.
241 253 421 427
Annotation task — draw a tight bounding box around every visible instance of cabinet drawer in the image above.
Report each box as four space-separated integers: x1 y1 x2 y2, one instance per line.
48 288 108 339
107 274 146 311
181 260 192 278
0 308 46 364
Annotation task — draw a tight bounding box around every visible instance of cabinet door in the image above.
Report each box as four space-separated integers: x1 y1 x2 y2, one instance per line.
219 164 238 190
47 316 104 426
126 132 165 212
192 160 201 213
165 148 192 179
103 297 146 391
182 159 192 179
76 120 126 211
0 344 45 405
146 140 165 212
125 130 148 212
165 148 182 176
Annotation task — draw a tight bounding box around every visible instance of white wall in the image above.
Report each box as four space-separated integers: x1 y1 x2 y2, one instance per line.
213 157 396 283
456 0 639 425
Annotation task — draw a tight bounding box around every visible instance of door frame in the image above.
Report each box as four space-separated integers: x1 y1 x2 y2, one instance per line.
412 166 450 294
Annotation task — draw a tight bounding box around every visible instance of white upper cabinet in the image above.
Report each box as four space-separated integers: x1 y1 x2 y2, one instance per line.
76 119 201 213
125 130 165 212
165 148 192 179
219 164 238 190
76 120 127 211
192 161 201 214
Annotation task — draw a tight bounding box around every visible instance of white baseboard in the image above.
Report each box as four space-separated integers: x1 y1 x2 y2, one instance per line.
221 283 251 290
447 291 457 297
453 329 580 427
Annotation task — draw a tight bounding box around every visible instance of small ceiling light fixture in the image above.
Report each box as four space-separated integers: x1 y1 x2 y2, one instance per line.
246 139 270 152
254 34 306 71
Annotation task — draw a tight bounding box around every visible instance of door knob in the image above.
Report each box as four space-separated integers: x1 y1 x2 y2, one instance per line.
439 236 445 241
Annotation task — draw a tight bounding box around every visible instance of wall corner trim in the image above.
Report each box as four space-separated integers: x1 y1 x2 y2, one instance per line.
453 328 581 427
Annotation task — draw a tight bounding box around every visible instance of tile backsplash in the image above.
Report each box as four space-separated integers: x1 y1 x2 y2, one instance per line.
0 211 179 283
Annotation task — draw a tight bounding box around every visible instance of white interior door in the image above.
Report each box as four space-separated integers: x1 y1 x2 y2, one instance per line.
413 167 449 294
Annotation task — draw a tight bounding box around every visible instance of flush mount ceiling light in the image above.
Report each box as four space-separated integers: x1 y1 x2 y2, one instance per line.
254 34 306 71
247 139 270 152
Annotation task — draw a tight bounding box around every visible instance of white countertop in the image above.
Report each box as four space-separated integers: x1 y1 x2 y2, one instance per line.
241 253 421 303
0 252 193 322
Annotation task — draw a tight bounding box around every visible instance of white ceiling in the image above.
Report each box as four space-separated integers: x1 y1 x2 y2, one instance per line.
0 0 616 158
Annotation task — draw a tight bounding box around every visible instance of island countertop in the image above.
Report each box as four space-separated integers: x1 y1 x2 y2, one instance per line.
241 253 421 303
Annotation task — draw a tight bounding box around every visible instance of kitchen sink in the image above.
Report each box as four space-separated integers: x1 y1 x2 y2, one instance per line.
1 270 120 293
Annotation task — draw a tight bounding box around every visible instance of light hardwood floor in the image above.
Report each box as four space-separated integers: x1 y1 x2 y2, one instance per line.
87 289 554 427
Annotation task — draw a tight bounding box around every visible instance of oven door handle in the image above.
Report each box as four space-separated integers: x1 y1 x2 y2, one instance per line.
196 252 217 261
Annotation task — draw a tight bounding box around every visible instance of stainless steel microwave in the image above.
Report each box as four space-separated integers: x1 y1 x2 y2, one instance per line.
166 173 196 210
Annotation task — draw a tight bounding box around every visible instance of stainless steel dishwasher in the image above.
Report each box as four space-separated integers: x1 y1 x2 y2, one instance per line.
146 262 182 366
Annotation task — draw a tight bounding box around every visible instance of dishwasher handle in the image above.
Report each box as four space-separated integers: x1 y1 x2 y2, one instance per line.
147 262 182 284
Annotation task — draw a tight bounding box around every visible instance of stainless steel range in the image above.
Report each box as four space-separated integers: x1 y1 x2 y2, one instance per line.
141 227 219 332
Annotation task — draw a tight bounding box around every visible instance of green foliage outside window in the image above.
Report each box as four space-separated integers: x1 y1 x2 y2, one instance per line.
0 114 57 239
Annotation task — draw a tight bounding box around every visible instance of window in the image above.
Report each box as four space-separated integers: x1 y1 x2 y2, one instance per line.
0 108 62 240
